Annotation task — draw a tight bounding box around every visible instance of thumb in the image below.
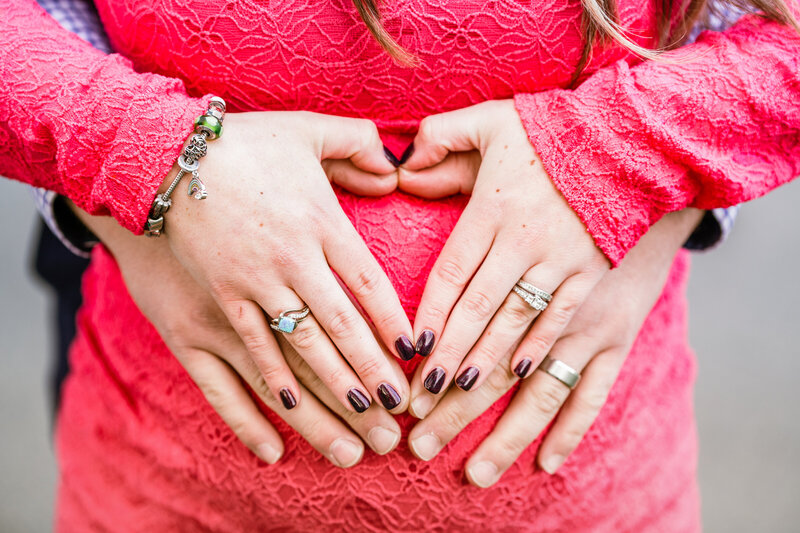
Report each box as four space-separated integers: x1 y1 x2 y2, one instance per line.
314 115 397 175
398 151 482 199
402 104 491 171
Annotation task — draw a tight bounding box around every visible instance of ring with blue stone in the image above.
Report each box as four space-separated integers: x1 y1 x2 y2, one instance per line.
269 306 311 334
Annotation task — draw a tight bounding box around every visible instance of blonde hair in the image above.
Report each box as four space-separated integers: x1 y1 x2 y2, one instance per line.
352 0 800 84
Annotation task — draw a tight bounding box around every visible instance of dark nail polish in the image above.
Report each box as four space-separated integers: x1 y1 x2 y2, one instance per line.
398 142 415 165
347 388 371 413
279 388 297 410
514 358 533 379
395 335 415 361
377 383 401 410
424 367 446 394
456 366 480 391
383 146 401 167
416 330 435 357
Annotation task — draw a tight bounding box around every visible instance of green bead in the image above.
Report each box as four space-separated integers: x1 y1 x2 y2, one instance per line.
194 114 223 139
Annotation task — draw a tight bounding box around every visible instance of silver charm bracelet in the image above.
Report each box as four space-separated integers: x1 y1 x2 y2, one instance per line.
145 96 226 237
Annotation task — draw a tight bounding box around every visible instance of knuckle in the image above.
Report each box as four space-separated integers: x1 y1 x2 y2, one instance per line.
422 304 448 324
525 335 552 359
500 300 536 329
252 375 273 402
437 405 470 433
257 359 285 385
435 259 470 288
289 323 321 351
325 308 361 339
496 431 530 460
351 265 383 297
322 365 348 389
530 382 568 415
353 356 383 380
417 115 438 142
460 290 496 322
549 299 580 328
575 387 609 415
241 332 272 357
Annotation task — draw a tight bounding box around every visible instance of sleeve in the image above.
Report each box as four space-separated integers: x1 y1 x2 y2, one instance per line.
0 0 209 234
513 12 800 266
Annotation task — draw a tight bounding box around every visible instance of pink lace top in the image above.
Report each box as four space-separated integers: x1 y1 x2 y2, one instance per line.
2 0 800 530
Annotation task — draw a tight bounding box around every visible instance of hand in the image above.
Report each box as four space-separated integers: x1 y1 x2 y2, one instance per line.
406 208 704 486
398 100 610 417
71 206 404 467
164 111 413 415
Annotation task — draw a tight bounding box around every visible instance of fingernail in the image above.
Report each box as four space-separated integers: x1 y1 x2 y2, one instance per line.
423 367 446 394
455 366 480 391
398 142 415 165
367 426 400 455
383 146 401 167
514 358 533 379
279 388 297 410
255 443 281 464
410 394 434 419
395 335 415 361
415 330 435 356
409 433 442 461
377 383 401 410
468 461 499 488
541 454 565 474
347 388 371 413
329 438 363 468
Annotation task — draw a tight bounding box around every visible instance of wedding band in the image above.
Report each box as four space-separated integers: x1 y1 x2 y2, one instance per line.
512 285 549 312
515 280 553 302
537 356 581 389
269 306 311 334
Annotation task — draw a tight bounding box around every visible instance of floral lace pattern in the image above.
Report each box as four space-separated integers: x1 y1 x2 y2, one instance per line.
3 0 798 530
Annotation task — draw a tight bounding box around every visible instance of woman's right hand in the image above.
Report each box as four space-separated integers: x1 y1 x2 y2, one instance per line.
164 111 413 414
70 206 403 467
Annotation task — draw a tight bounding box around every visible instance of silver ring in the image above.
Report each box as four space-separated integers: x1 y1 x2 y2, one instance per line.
537 356 581 389
269 306 311 334
515 280 552 302
512 285 548 312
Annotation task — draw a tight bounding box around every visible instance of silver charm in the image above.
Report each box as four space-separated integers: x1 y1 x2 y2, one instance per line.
187 171 208 200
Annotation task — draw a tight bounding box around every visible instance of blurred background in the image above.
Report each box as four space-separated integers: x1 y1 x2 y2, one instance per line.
1 177 799 532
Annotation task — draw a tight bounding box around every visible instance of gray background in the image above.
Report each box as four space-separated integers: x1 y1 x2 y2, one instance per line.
1 177 798 532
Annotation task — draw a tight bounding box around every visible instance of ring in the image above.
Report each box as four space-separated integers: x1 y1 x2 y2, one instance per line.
515 280 553 302
512 285 549 312
269 306 311 334
537 356 581 389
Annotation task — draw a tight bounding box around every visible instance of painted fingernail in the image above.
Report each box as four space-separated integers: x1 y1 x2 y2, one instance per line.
329 438 363 468
383 146 401 167
541 454 565 475
377 383 401 410
456 366 480 391
347 388 371 413
398 142 415 164
514 358 533 379
409 433 442 461
468 461 499 488
423 367 446 394
367 426 400 455
255 443 281 464
279 388 297 410
395 335 415 361
416 330 435 356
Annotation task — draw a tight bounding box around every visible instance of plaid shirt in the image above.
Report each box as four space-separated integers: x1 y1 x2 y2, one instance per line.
31 0 739 256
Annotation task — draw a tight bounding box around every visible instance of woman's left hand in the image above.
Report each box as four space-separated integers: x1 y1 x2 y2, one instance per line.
406 208 704 486
399 100 610 418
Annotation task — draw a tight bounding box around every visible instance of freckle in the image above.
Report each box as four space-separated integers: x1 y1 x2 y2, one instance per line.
238 306 243 319
530 160 536 165
260 191 264 195
496 188 500 193
522 224 527 228
259 223 264 227
504 145 508 149
272 133 277 137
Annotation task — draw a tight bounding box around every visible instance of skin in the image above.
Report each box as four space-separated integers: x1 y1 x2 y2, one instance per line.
161 111 414 415
70 203 404 468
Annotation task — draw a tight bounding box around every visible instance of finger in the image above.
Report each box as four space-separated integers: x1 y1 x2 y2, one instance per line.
223 299 301 410
510 273 602 379
289 264 409 413
277 335 403 456
407 353 519 461
453 264 563 393
324 220 415 364
536 348 624 474
180 348 284 464
416 245 528 401
412 199 495 358
314 115 396 174
322 159 398 197
402 105 491 170
463 350 589 489
220 340 368 469
397 150 481 199
260 286 376 415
